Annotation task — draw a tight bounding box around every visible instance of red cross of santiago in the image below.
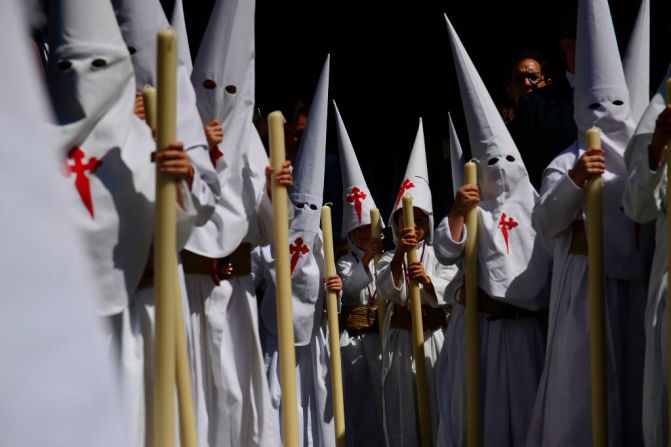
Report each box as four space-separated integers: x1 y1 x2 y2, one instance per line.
394 178 415 208
64 147 101 217
289 237 310 274
498 212 519 254
346 186 367 223
209 145 223 168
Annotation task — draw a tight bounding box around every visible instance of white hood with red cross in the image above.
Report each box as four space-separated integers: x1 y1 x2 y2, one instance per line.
334 100 382 237
446 15 549 307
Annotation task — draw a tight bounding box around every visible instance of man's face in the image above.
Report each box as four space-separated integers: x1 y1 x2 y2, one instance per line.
507 58 545 103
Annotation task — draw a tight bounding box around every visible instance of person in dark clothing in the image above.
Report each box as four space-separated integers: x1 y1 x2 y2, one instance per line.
510 16 578 190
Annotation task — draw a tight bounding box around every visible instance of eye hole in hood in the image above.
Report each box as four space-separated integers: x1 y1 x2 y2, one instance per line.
588 102 601 110
91 58 107 68
57 60 72 71
612 100 624 106
506 154 515 162
225 85 237 94
202 79 217 90
488 157 499 166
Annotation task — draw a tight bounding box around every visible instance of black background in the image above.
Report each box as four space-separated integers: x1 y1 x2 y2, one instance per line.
164 0 671 224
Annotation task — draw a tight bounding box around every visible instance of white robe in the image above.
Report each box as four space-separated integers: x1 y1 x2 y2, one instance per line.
527 146 647 447
253 235 336 447
623 149 668 447
433 218 546 447
183 138 280 447
376 242 456 447
336 247 384 446
110 182 199 447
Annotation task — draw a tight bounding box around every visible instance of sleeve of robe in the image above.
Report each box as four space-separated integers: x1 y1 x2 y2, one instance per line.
623 140 666 224
433 215 467 265
532 151 586 240
337 253 374 298
376 250 407 306
425 248 456 307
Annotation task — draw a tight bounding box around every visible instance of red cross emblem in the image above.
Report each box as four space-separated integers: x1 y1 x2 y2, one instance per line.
289 237 310 274
63 147 101 217
209 145 223 167
346 186 367 223
394 178 415 208
498 213 519 254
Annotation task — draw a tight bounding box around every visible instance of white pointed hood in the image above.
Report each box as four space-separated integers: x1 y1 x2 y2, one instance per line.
574 0 635 155
389 119 434 244
48 0 134 150
445 15 549 307
185 0 259 258
171 0 192 74
334 101 380 236
112 0 210 154
290 55 330 232
261 57 330 346
571 0 640 281
47 0 156 315
448 112 465 198
623 0 650 124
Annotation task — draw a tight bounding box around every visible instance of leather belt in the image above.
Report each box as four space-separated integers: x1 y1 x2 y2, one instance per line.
340 305 378 336
137 243 253 290
389 303 448 332
181 242 252 284
457 286 539 321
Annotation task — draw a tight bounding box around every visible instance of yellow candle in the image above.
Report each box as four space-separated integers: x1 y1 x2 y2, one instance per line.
463 161 479 447
174 276 197 447
585 127 607 447
370 208 387 345
153 28 178 447
666 78 671 442
142 86 157 133
321 206 346 447
401 195 431 447
267 111 299 447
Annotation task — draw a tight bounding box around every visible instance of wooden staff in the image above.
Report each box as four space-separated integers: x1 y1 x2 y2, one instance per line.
142 86 157 132
586 127 607 447
174 276 197 447
153 28 178 447
401 195 431 447
321 206 346 447
370 208 386 345
666 78 671 444
268 111 299 447
464 161 479 447
147 51 196 447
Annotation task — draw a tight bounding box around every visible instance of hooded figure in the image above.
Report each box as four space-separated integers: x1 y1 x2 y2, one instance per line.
46 0 198 445
622 0 650 124
1 0 127 444
622 64 671 447
332 101 385 446
112 0 218 224
433 17 550 447
254 56 338 446
527 0 649 444
179 0 281 444
375 119 457 447
47 0 196 315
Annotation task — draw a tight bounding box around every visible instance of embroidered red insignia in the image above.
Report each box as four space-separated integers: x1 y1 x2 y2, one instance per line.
64 147 101 217
289 237 310 274
209 145 223 167
498 212 519 254
346 186 367 223
394 178 415 208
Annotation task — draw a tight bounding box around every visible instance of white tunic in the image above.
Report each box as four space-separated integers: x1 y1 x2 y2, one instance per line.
433 218 546 447
183 135 280 447
376 242 456 447
253 234 336 447
623 147 668 446
527 144 647 447
336 245 384 446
